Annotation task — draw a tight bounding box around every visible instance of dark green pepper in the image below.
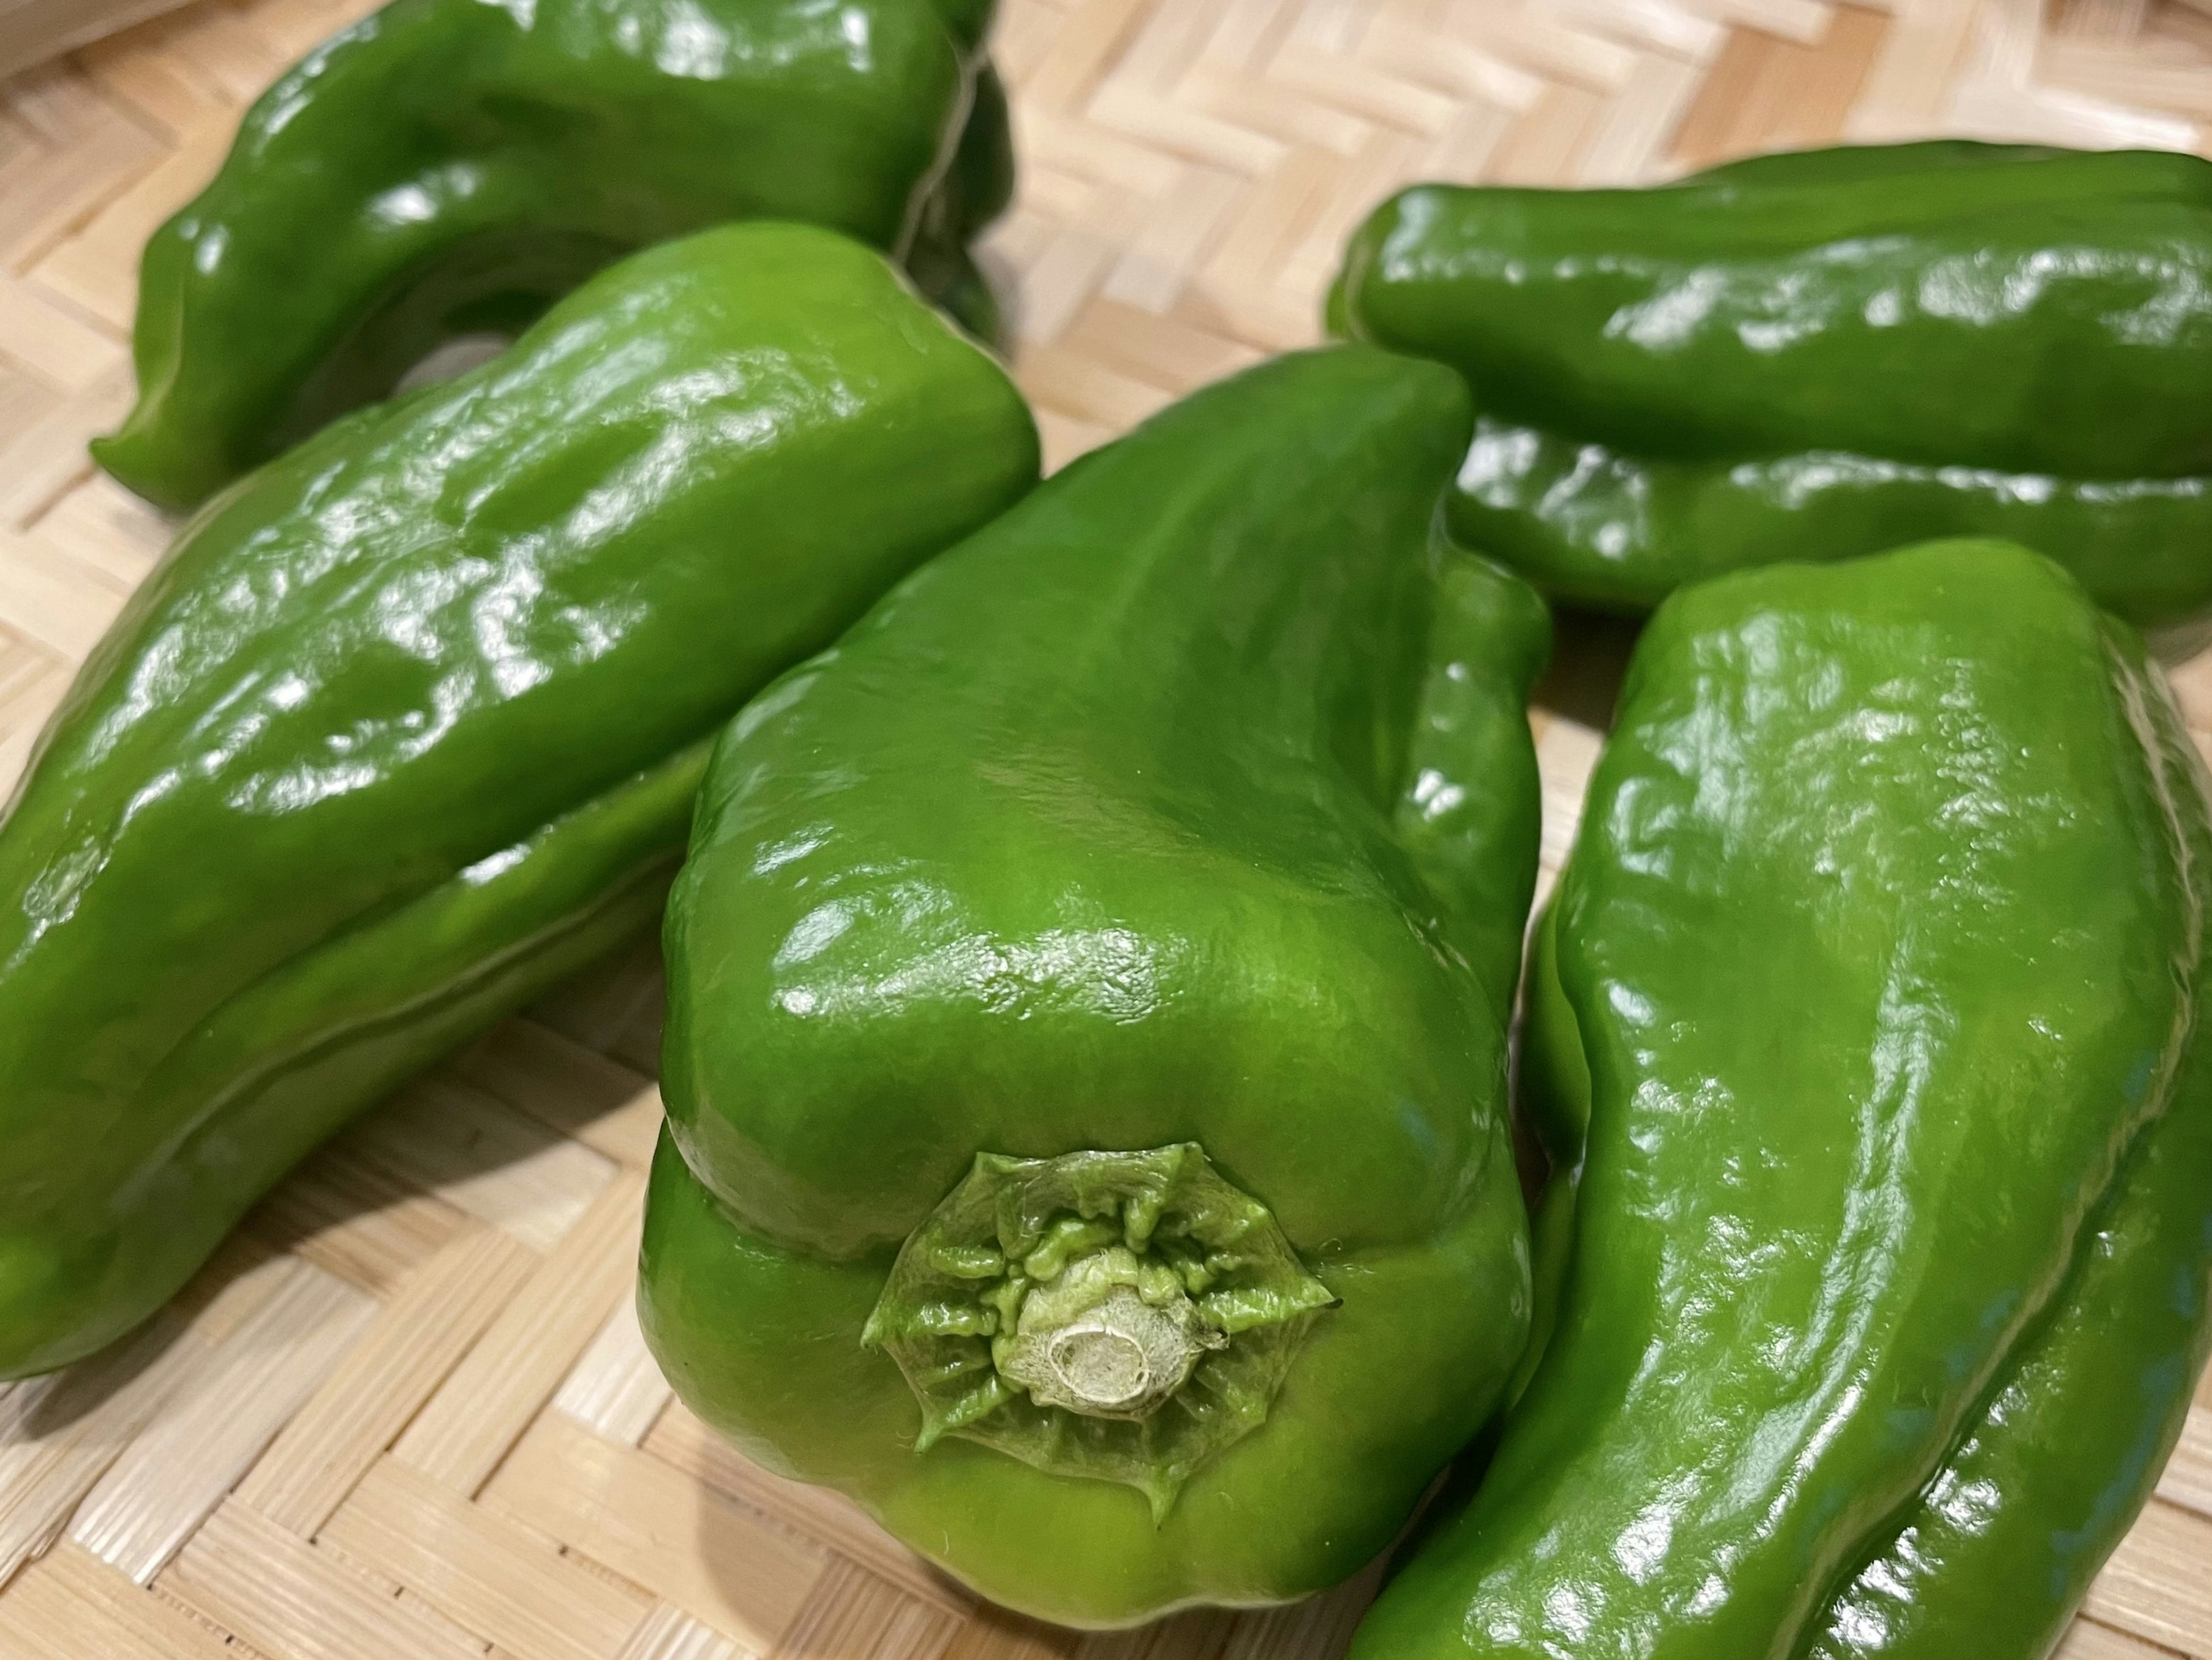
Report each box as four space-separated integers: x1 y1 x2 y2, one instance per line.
92 0 1008 513
1352 539 2212 1659
0 222 1036 1381
638 346 1549 1626
1331 143 2212 625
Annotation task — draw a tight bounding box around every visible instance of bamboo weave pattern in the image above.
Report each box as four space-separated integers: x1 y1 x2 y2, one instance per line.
4 2 2212 1657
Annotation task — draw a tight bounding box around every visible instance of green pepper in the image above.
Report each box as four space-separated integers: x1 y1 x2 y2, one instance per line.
0 221 1036 1381
1330 143 2212 625
1351 538 2212 1660
638 346 1548 1627
905 63 1016 347
92 0 1007 513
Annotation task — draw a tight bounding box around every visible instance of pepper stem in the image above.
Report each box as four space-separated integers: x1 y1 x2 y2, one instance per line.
998 1280 1226 1418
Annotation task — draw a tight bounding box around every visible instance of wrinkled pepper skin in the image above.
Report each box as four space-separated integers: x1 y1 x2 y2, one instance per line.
0 222 1037 1381
1351 539 2212 1660
1331 143 2212 624
93 0 1008 512
639 347 1548 1627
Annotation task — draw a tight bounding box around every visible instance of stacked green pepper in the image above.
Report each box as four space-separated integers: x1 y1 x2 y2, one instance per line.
1354 539 2212 1660
640 347 1552 1625
1331 143 2212 625
0 222 1036 1380
94 0 1013 512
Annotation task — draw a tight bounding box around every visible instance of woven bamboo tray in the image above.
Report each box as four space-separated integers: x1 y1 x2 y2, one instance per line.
3 2 2212 1657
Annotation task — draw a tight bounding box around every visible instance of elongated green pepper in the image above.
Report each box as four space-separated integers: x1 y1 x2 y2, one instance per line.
639 347 1548 1626
1353 539 2212 1660
93 0 1009 513
1331 143 2212 624
0 222 1036 1381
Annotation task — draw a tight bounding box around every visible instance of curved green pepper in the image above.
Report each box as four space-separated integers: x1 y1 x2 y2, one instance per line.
0 222 1037 1381
92 0 1007 513
906 63 1016 347
638 346 1548 1626
1331 143 2212 624
1351 539 2212 1659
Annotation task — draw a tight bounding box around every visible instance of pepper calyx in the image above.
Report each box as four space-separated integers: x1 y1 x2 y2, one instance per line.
862 1142 1336 1518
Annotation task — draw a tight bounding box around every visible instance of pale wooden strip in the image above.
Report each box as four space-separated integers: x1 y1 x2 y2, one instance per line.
347 1074 617 1253
1022 0 1165 112
0 70 165 270
1088 78 1291 175
0 367 130 535
0 1541 232 1660
0 1315 209 1588
2053 0 2153 44
2054 1616 2184 1659
320 1456 650 1660
1486 81 1608 184
75 17 238 139
554 1298 674 1449
0 640 66 795
30 476 167 589
393 1169 645 1494
1014 218 1137 346
620 1604 744 1660
1217 1558 1384 1660
482 1412 825 1655
237 1227 539 1537
1017 341 1178 433
1268 43 1463 138
1275 123 1431 307
1177 60 1378 158
150 3 289 104
1077 1607 1240 1660
1577 48 1709 183
69 1260 377 1583
0 0 202 81
232 0 382 66
1448 0 1643 90
1547 0 1728 59
1097 165 1246 315
162 1499 483 1660
645 1405 969 1617
1683 0 1835 44
2154 1404 2212 1521
772 1559 960 1660
2044 40 2212 120
0 275 121 390
248 1140 480 1297
0 525 127 656
452 1018 665 1170
940 1605 1080 1660
1363 8 1548 112
1017 104 1188 197
1670 6 1888 168
23 116 230 329
1535 714 1603 877
2085 1498 2212 1655
1058 301 1263 398
1844 0 1982 138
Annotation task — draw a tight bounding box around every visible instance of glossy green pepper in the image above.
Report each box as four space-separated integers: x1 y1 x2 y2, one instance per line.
0 221 1037 1381
638 346 1550 1626
92 0 1010 513
1330 143 2212 625
1353 539 2212 1660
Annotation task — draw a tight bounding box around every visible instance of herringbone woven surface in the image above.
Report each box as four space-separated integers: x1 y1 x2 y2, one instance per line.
3 2 2212 1658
